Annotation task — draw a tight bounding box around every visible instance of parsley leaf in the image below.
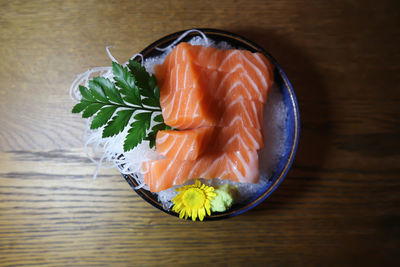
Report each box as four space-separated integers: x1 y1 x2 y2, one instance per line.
82 103 104 118
112 62 142 106
102 109 134 138
94 77 124 104
88 81 108 102
72 61 172 152
72 100 91 113
124 112 151 151
90 106 117 130
78 85 95 101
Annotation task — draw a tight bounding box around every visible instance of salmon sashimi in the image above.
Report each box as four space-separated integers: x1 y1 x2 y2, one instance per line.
212 121 264 152
156 127 214 160
162 89 263 130
220 97 263 129
194 46 274 87
156 42 273 103
159 62 221 129
143 149 259 192
156 121 264 160
196 49 273 103
143 42 274 192
159 62 264 129
201 68 268 103
154 43 198 88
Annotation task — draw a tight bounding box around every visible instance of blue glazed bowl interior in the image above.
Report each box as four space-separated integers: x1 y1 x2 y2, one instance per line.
123 29 300 220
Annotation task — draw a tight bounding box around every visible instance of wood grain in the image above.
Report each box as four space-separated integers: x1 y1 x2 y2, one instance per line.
0 0 399 266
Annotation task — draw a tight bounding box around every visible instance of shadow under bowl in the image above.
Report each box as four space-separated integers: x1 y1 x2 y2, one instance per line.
122 28 300 221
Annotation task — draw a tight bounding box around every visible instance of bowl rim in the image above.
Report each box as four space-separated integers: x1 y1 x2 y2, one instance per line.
123 28 300 220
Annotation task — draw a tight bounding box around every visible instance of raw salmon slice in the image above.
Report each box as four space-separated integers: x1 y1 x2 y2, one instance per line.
159 62 221 129
194 46 274 84
156 42 273 103
142 149 259 192
212 121 264 152
200 68 269 103
156 120 264 160
156 127 214 160
194 47 273 103
159 63 264 129
162 88 263 130
220 97 263 129
154 42 196 88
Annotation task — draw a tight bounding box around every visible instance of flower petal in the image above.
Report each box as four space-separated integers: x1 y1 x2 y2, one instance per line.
179 209 185 219
205 200 211 215
199 207 206 221
192 208 197 221
185 208 191 220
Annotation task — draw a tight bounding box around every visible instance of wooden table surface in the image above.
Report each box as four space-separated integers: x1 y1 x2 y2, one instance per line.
1 0 399 266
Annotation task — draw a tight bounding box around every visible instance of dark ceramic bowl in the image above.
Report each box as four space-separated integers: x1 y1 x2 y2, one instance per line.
122 29 300 220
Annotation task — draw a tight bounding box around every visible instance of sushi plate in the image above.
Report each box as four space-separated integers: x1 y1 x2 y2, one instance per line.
122 29 300 220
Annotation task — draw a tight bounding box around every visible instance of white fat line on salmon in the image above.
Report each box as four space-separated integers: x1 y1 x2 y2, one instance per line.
174 47 179 66
158 133 188 185
186 152 215 180
223 133 238 148
218 157 231 178
223 98 260 128
182 47 186 62
156 133 169 144
162 135 177 156
250 101 261 128
211 47 219 66
226 156 245 183
163 103 173 120
235 151 253 180
223 134 254 152
175 62 180 89
192 102 201 121
229 78 255 100
182 96 197 127
171 77 188 127
219 50 240 71
218 58 264 102
253 53 270 73
172 134 189 160
241 54 268 89
155 29 209 52
225 123 260 149
216 75 252 100
239 68 263 102
163 89 177 119
184 137 197 161
177 64 193 128
174 90 186 127
161 81 175 105
174 158 189 186
183 63 190 88
198 155 224 179
223 128 258 150
181 89 193 127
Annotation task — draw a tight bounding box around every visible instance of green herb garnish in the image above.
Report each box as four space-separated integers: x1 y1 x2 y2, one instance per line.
72 60 170 151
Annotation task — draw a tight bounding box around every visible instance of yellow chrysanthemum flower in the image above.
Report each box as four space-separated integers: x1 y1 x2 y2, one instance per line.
171 180 216 221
